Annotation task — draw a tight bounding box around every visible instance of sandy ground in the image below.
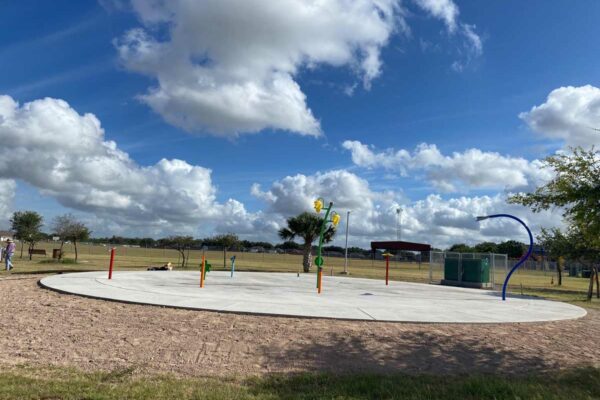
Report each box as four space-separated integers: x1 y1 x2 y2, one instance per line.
0 275 598 377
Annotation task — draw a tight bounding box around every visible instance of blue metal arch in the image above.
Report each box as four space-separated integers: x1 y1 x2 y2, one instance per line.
477 214 533 301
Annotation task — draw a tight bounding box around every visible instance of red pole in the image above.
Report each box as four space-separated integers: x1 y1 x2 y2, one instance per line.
108 247 115 279
385 255 389 285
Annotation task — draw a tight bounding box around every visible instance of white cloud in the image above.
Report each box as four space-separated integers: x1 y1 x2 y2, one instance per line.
116 0 403 137
115 0 484 137
0 93 561 247
342 140 551 192
412 0 482 71
413 0 459 32
0 95 258 234
519 85 600 149
0 179 16 224
251 169 561 248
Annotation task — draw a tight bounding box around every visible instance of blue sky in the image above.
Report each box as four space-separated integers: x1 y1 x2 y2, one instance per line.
0 0 598 247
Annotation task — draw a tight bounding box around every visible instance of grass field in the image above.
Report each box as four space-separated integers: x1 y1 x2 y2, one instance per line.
1 365 599 400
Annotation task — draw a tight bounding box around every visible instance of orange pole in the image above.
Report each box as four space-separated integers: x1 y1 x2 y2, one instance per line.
200 255 205 288
108 248 115 279
317 268 322 294
385 255 389 285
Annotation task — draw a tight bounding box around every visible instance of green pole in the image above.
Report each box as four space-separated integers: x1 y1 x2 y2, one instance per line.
316 202 333 289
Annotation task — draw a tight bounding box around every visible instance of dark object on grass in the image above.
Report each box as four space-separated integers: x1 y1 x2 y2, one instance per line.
148 262 173 271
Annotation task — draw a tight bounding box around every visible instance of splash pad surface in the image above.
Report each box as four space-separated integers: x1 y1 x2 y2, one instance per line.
40 271 586 323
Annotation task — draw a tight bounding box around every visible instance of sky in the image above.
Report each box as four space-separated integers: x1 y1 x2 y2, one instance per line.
0 0 599 248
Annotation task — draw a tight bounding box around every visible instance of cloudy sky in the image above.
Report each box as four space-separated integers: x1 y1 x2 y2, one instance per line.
1 0 599 248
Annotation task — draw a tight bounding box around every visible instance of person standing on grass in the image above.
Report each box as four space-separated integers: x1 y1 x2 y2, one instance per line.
5 238 15 271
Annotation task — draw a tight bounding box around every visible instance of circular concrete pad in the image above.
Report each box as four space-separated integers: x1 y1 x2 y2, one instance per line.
40 271 586 323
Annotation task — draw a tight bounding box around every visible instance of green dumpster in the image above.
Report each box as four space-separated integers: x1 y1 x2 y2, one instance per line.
582 270 591 279
462 258 490 283
444 258 461 281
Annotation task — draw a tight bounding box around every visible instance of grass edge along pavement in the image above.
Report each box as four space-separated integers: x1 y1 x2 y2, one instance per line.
0 365 599 400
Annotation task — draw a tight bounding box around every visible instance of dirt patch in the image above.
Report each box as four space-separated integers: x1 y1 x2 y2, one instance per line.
0 275 598 377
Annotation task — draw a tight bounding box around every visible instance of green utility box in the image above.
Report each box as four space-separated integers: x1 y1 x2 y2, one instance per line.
462 258 490 283
444 258 461 281
443 258 490 286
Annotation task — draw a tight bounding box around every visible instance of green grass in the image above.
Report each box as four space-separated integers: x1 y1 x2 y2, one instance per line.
1 365 599 400
38 258 78 265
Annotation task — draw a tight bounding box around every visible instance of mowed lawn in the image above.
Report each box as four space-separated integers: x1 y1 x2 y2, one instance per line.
1 365 599 400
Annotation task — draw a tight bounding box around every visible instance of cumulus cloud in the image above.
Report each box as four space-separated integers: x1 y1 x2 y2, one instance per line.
0 179 16 224
251 169 561 248
0 95 260 234
116 0 403 137
114 0 483 137
519 85 600 149
342 140 551 192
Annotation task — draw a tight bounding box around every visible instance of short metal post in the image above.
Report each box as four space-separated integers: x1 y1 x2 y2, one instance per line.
108 248 115 279
200 255 205 288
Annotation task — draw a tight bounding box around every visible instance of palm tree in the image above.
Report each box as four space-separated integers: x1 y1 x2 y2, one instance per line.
279 212 336 273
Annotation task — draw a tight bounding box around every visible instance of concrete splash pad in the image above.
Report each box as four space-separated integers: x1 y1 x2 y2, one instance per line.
40 271 586 323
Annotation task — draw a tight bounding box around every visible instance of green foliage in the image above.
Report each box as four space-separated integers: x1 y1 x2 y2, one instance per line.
538 228 573 260
211 233 240 250
157 236 195 267
51 214 90 260
11 210 44 259
509 146 600 248
279 212 336 272
11 211 44 243
278 212 335 245
497 240 527 258
447 243 474 253
276 241 301 250
473 241 498 253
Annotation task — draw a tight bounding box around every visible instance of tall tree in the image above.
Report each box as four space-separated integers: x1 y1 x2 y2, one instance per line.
212 233 240 268
52 214 70 260
278 212 336 273
10 211 43 260
473 241 499 254
537 227 579 286
447 243 474 253
509 147 600 298
509 147 600 247
52 214 91 261
158 236 194 267
68 221 90 261
497 240 527 259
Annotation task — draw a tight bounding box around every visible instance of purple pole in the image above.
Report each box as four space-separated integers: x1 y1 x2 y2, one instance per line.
476 214 533 301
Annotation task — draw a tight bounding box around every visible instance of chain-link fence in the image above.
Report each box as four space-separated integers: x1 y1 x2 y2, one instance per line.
429 251 508 289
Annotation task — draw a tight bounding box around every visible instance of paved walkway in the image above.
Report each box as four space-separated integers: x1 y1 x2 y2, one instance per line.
40 271 586 323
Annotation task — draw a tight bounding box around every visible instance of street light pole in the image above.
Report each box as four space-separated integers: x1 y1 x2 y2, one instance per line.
343 210 350 275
